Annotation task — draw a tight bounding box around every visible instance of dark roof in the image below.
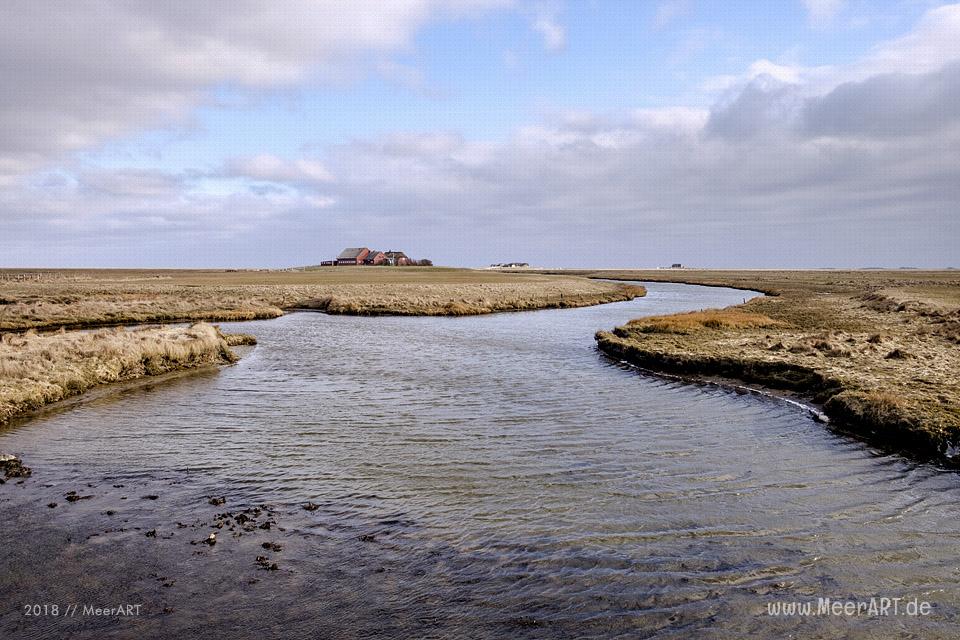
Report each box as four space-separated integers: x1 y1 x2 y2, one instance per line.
363 250 384 261
337 247 368 260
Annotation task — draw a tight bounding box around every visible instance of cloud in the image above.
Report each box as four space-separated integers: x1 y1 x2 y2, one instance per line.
747 59 804 85
287 101 957 267
532 3 566 52
0 0 510 183
705 79 803 139
702 4 960 98
3 2 960 268
802 0 844 25
802 62 960 137
859 3 960 75
77 169 186 198
226 154 336 184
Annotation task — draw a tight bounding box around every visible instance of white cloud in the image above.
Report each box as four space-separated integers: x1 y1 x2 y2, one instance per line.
0 0 511 183
532 4 567 52
702 4 960 99
859 3 960 74
633 107 709 130
747 60 804 84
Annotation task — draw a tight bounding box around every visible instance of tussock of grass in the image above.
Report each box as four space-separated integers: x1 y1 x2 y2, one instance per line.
624 309 783 334
224 333 258 346
0 323 241 425
860 391 907 422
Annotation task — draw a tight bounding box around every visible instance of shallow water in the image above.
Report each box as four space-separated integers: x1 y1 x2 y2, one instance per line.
1 282 958 639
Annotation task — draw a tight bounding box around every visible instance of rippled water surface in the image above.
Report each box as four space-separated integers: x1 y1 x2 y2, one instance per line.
2 282 959 639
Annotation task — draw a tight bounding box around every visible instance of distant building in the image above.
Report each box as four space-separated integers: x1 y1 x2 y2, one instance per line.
363 250 387 265
383 251 413 266
331 247 418 266
336 247 370 265
671 263 683 269
490 262 529 268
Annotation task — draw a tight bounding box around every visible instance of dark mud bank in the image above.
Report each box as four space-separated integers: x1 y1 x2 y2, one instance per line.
595 330 958 468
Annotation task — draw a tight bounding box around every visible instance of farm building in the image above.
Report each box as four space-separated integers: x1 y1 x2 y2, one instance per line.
326 247 421 266
383 251 413 266
363 250 387 265
336 247 370 265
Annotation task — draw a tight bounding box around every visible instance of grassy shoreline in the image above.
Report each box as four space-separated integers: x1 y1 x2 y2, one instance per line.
0 268 644 332
0 268 644 429
582 270 960 466
0 323 254 426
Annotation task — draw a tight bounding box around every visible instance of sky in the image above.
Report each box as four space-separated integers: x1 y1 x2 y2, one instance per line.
1 0 958 268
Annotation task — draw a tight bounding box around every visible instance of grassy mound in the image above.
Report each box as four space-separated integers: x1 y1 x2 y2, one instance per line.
0 323 243 425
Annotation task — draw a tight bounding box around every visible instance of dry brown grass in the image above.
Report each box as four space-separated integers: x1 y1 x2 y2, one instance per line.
0 268 644 430
223 333 258 346
0 323 240 425
625 309 784 334
859 390 908 423
589 269 960 464
0 268 644 330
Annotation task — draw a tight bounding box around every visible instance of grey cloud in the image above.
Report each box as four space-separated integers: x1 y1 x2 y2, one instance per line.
301 65 960 268
0 1 510 180
705 78 804 139
77 169 185 198
707 62 960 142
3 4 960 268
802 62 960 137
7 74 958 268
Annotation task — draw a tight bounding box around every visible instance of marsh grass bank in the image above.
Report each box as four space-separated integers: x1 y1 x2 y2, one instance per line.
0 323 248 426
0 268 643 430
586 270 960 465
0 268 644 331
